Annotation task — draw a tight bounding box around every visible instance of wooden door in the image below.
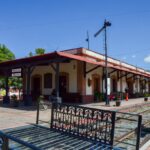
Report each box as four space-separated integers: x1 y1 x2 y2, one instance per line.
59 75 67 96
32 76 41 101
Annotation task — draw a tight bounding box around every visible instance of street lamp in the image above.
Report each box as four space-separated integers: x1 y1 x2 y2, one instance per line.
94 20 111 106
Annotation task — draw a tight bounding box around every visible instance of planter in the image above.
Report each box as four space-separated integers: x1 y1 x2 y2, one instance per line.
144 97 148 102
13 100 19 107
11 94 19 107
116 100 121 106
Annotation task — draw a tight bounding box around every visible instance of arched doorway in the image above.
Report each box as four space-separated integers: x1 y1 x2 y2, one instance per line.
112 78 117 93
127 80 133 97
59 72 69 96
92 74 100 94
31 74 42 101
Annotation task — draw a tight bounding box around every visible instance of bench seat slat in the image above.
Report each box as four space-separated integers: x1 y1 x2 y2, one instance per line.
0 125 121 150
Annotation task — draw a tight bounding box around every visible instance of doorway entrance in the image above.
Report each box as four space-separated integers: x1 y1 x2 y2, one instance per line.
112 78 117 92
127 80 133 97
59 73 69 96
32 75 41 101
92 74 100 94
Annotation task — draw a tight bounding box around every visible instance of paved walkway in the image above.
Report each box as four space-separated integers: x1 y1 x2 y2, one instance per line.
0 105 37 130
0 97 149 130
0 98 149 149
81 97 150 111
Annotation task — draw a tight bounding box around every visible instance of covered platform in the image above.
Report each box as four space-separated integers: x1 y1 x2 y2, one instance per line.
0 47 150 105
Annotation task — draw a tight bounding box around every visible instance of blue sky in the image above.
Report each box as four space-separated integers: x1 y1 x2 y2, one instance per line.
0 0 150 70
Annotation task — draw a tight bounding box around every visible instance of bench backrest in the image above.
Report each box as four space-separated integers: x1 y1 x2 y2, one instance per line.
51 103 116 146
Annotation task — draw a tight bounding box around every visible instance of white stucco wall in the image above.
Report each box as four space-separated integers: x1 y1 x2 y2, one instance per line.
117 80 120 92
146 81 149 92
85 65 130 95
31 60 77 95
122 77 127 92
29 58 149 97
85 63 103 95
137 79 140 93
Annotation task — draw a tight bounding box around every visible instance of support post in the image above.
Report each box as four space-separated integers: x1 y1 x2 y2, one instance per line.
2 136 9 150
94 20 111 106
36 99 39 124
55 63 61 103
83 62 86 78
102 67 104 93
24 66 33 106
120 71 123 97
55 63 59 97
3 73 10 104
104 26 109 105
26 67 31 96
136 115 142 150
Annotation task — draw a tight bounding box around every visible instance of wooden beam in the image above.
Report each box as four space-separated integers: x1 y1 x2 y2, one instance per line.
83 62 86 78
120 71 123 92
127 74 136 80
30 66 35 74
117 70 119 80
86 65 100 74
26 67 31 96
55 63 60 98
50 64 56 72
0 58 69 70
102 67 104 93
118 72 130 79
108 69 117 76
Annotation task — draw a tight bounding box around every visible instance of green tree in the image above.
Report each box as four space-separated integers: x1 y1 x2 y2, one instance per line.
9 77 23 99
0 44 15 92
0 78 5 88
35 48 45 55
0 44 15 62
28 52 33 57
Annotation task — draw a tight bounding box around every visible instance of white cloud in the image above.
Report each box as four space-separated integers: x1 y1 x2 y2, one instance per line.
144 55 150 63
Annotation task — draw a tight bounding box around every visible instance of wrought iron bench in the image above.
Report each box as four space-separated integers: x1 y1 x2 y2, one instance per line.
0 103 123 149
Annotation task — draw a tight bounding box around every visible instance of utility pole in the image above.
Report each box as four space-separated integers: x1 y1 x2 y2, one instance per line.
94 20 111 106
86 30 90 49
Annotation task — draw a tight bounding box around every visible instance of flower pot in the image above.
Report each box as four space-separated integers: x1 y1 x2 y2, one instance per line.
116 101 121 106
144 97 148 101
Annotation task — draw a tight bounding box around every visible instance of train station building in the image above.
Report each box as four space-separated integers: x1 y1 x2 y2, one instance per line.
0 47 150 104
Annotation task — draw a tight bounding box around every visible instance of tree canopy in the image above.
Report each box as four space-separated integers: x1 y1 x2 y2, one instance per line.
28 48 46 57
0 44 15 62
35 48 45 55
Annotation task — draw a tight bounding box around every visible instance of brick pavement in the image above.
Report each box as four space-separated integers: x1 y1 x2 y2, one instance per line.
0 105 37 130
81 97 150 111
0 98 149 130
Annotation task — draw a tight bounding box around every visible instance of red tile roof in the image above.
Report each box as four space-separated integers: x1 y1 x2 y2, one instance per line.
0 49 149 78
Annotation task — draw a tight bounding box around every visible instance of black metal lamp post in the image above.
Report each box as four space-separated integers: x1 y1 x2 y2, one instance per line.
94 20 111 106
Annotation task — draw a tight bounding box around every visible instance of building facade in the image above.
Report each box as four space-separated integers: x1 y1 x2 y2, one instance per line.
25 48 150 103
0 47 150 104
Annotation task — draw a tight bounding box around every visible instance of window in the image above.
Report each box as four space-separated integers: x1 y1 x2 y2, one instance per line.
44 73 52 88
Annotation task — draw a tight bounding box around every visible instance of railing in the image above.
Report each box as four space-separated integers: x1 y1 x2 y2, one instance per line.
36 101 143 150
50 103 116 146
0 101 143 150
114 111 142 150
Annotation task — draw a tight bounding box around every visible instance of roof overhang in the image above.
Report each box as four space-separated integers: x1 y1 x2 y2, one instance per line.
0 51 149 78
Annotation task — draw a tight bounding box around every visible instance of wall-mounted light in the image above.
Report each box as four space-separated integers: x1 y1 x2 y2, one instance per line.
73 64 76 70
